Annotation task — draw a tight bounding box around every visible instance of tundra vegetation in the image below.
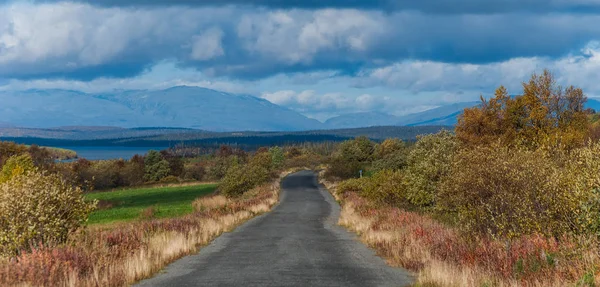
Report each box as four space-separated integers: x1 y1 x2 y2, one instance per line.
324 70 600 286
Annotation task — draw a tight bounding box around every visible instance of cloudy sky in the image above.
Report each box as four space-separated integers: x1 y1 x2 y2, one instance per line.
2 0 600 120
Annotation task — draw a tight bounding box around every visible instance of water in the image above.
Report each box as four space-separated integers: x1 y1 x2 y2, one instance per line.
58 146 168 161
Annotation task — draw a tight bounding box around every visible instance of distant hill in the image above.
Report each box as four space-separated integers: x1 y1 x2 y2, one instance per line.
0 87 323 132
0 126 450 148
324 112 401 129
323 102 479 129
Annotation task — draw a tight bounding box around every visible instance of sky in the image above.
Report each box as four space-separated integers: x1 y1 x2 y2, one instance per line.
2 1 600 121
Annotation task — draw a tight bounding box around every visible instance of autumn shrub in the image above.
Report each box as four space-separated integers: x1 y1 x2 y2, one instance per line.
120 155 146 186
0 154 35 184
567 142 600 235
206 155 241 180
439 144 585 239
183 162 206 181
88 160 123 190
403 130 458 208
338 170 405 206
219 151 274 197
0 170 96 258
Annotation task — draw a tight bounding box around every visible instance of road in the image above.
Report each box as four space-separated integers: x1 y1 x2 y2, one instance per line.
137 170 414 287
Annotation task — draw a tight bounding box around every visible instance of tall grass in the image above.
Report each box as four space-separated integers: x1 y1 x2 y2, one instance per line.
320 174 600 287
0 177 283 286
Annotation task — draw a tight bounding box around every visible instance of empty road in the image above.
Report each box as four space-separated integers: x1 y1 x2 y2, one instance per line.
137 170 413 287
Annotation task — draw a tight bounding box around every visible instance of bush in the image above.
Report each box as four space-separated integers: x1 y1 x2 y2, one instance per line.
336 136 375 163
371 149 408 172
219 152 273 197
207 155 240 180
88 160 123 190
338 170 405 206
183 162 206 181
325 157 363 180
0 171 96 257
325 137 375 180
0 154 35 184
439 145 582 239
403 130 458 208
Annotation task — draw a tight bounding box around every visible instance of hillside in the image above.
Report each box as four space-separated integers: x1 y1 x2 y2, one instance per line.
0 87 323 132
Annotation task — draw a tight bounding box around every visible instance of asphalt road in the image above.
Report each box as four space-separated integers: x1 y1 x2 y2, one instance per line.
137 170 414 287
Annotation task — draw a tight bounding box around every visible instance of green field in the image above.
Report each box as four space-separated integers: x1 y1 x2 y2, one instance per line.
85 183 218 225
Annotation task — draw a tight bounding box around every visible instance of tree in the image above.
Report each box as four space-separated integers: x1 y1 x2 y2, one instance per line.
144 150 171 182
456 70 590 150
269 146 285 169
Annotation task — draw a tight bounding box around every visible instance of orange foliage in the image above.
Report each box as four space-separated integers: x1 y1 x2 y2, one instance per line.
456 70 589 150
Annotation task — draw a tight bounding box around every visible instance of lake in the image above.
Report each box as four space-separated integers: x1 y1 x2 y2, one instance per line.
58 146 168 161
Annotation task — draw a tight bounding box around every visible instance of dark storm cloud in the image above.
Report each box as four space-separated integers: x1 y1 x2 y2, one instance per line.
1 3 600 81
28 0 600 14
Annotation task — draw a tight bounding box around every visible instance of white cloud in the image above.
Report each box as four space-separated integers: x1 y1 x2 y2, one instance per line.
191 27 225 60
237 9 383 64
355 43 600 96
0 62 248 94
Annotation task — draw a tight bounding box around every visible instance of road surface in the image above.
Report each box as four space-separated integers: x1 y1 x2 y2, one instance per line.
137 170 414 287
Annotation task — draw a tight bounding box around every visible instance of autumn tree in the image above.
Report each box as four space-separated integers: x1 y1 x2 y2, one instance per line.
456 70 589 150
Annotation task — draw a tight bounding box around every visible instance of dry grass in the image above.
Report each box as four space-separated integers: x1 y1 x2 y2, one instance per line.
0 173 286 287
319 171 600 287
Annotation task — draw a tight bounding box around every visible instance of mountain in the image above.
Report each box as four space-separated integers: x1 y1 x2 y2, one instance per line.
396 102 480 126
324 112 401 129
0 87 323 132
323 102 479 129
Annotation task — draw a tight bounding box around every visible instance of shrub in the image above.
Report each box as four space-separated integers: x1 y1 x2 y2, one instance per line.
121 155 145 186
218 164 256 197
403 130 458 208
338 170 405 206
88 160 123 190
325 157 363 179
0 171 96 257
0 154 35 184
336 136 375 163
269 146 285 169
0 141 28 166
183 162 206 181
207 155 240 180
219 152 273 197
371 149 408 172
439 145 582 239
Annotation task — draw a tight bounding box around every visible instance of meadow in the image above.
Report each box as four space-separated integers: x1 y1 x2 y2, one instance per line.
85 183 218 225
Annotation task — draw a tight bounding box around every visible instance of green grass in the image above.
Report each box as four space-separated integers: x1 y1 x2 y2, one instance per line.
84 183 218 225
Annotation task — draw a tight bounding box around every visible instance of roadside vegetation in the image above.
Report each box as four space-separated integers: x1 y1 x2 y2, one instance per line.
0 134 328 286
322 70 600 286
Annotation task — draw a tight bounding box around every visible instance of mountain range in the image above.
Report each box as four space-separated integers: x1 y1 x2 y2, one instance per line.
3 86 600 131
